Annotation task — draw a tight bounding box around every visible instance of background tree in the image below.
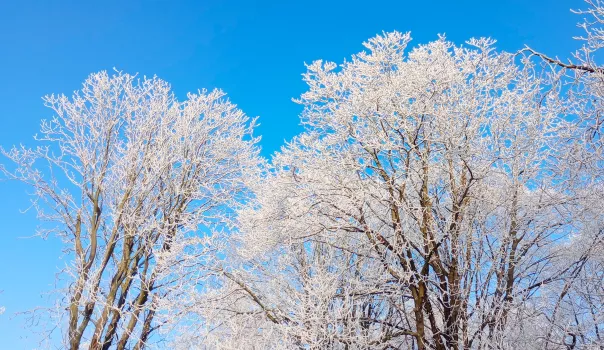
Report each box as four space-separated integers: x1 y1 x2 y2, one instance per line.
522 1 604 348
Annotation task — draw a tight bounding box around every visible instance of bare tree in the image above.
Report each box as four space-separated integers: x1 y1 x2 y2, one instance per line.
1 71 260 349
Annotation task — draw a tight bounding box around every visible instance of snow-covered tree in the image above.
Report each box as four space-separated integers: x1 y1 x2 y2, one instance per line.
4 4 604 349
520 1 604 348
191 32 604 349
1 71 260 349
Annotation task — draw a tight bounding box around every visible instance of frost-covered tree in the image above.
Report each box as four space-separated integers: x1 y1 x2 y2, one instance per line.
1 71 260 349
520 1 604 348
4 4 604 350
525 0 604 177
188 32 604 349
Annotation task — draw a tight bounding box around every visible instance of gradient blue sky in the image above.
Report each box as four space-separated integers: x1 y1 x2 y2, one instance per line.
0 0 583 347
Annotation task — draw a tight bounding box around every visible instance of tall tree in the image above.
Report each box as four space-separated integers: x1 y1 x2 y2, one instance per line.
2 71 260 349
188 33 603 349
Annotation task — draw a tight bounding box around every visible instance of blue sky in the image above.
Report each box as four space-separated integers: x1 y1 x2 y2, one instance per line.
0 0 583 347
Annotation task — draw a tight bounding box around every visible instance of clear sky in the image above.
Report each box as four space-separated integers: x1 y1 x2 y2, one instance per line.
0 0 583 347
